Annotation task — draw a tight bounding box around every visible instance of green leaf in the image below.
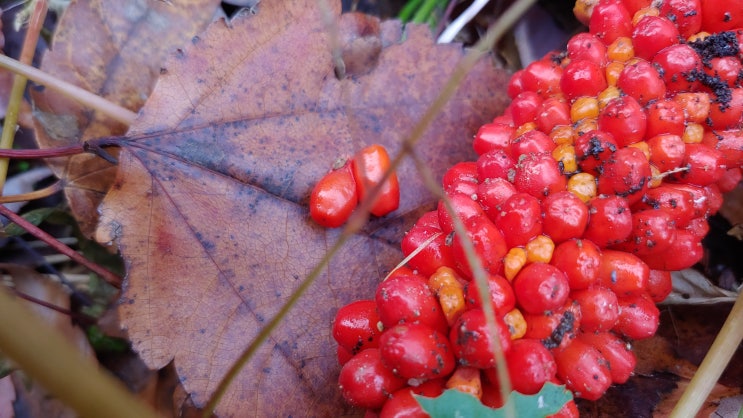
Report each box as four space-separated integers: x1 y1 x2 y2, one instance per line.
416 383 573 418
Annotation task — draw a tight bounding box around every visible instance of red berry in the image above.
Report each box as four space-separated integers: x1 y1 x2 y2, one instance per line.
671 143 727 186
524 301 582 350
506 339 558 395
634 185 696 228
380 380 445 418
541 191 589 243
597 146 651 204
589 0 633 45
452 215 509 279
659 0 702 38
537 98 572 133
652 44 703 93
647 269 673 303
554 339 612 400
353 144 400 217
640 229 703 270
310 160 358 228
598 249 650 297
379 323 455 380
645 99 686 138
561 59 608 100
611 209 677 256
511 129 556 157
614 292 660 339
514 263 570 314
567 33 608 67
512 153 567 199
477 178 518 221
339 349 406 409
437 194 485 234
574 129 619 175
572 286 620 332
463 274 516 316
474 123 515 156
578 331 636 384
616 60 666 105
333 300 382 355
551 238 602 290
401 212 456 277
647 133 686 172
700 0 743 32
478 149 517 181
376 271 448 334
450 308 512 368
631 15 680 60
495 192 543 248
521 59 564 98
598 96 647 146
509 91 543 126
442 162 479 197
708 88 743 130
583 195 633 248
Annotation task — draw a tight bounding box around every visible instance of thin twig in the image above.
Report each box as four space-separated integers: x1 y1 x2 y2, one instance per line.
0 55 137 126
0 144 84 159
0 205 122 288
438 0 491 43
0 180 63 203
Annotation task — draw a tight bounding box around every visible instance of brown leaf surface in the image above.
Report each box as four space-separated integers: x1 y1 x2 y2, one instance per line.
95 1 509 416
31 0 220 236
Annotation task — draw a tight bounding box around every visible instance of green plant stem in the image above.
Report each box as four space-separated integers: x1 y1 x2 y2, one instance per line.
0 0 47 194
399 0 425 21
0 55 136 126
0 287 159 418
669 290 743 418
412 0 444 24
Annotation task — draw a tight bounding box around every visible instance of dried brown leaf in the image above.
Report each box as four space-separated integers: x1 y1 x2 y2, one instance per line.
95 1 509 416
31 0 220 236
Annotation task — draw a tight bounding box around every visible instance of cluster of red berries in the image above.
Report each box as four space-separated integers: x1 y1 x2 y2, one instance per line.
332 0 743 416
310 144 400 228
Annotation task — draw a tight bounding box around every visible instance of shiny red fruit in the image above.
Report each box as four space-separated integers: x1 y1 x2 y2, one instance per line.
554 339 612 400
310 160 358 228
495 192 543 248
598 96 647 146
598 249 649 297
452 215 509 279
583 195 633 248
375 271 448 334
401 211 456 277
379 323 455 380
450 308 512 368
542 191 589 243
339 349 406 409
578 331 636 384
506 338 558 395
614 292 660 340
514 263 570 314
551 238 602 290
333 300 382 355
353 144 400 217
572 286 619 332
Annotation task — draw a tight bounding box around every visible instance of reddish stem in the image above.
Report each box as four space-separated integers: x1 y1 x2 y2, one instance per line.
0 144 84 159
0 205 122 289
10 288 97 325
